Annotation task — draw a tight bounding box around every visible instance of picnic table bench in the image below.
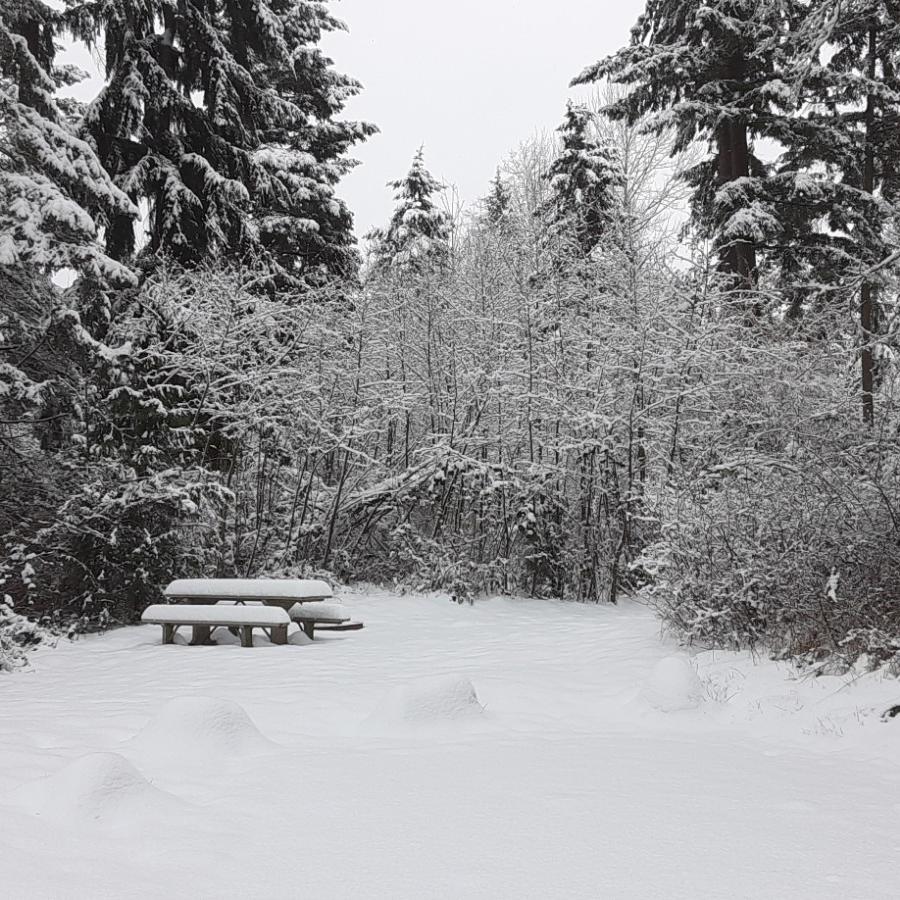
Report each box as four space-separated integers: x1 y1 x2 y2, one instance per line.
142 604 290 647
289 601 353 640
145 578 364 646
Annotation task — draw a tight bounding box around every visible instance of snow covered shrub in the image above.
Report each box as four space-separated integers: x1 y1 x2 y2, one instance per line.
646 447 900 666
3 462 223 626
0 600 50 671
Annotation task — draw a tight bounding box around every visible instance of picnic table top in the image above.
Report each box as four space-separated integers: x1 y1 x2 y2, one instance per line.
164 578 334 603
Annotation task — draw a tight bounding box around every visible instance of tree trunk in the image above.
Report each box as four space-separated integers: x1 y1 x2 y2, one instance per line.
860 25 878 427
716 52 758 296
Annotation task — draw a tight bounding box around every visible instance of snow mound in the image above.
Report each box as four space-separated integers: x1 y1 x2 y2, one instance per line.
8 752 183 829
643 656 703 712
370 675 484 727
128 696 274 762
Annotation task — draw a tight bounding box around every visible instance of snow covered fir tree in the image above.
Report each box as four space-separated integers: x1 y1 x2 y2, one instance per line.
539 101 621 262
65 0 375 284
2 0 900 680
365 147 451 273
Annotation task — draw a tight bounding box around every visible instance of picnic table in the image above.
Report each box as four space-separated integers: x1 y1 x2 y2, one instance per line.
142 578 360 646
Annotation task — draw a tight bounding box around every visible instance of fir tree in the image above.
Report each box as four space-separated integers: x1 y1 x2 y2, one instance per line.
367 148 451 272
66 0 372 283
540 102 621 260
243 0 377 283
0 0 137 284
484 167 512 229
774 0 900 423
1 0 137 476
572 1 789 292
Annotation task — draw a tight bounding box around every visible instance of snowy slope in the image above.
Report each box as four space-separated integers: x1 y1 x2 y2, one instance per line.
1 590 898 899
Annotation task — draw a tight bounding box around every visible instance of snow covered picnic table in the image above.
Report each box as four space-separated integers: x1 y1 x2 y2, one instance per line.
149 579 361 645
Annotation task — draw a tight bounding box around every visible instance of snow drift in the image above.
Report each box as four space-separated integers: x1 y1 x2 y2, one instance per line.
642 655 703 712
7 752 184 829
368 675 485 728
127 696 274 762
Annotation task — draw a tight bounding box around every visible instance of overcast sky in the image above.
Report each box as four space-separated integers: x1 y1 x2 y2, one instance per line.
59 1 646 237
323 0 645 235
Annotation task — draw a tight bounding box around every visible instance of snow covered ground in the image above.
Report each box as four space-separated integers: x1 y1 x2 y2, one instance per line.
2 590 899 899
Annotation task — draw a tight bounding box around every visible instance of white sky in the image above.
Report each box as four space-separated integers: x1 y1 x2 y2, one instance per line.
59 0 646 237
323 0 644 235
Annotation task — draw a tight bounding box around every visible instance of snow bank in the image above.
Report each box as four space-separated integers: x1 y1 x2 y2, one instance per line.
643 655 703 712
369 675 484 728
8 752 183 829
127 696 274 762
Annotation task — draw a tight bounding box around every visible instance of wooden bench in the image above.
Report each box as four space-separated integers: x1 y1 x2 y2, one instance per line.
288 601 355 640
316 621 365 633
141 604 290 648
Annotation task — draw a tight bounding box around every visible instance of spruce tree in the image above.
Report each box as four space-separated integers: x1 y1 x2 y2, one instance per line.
367 148 451 272
572 1 788 292
0 0 136 284
775 0 900 423
244 0 377 283
484 167 512 229
66 0 372 283
1 0 137 453
540 102 621 260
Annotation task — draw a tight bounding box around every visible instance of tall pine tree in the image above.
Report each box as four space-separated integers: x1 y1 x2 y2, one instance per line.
775 0 900 423
539 102 621 261
484 167 512 229
367 148 450 273
66 0 373 283
243 0 377 283
573 1 790 293
1 0 137 284
1 0 137 448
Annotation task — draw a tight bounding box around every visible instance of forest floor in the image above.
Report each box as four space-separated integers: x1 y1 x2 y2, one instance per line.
1 589 899 899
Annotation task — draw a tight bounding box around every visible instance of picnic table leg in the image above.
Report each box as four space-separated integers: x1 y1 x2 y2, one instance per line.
240 625 254 648
270 624 288 645
162 623 176 645
302 621 315 641
191 624 213 646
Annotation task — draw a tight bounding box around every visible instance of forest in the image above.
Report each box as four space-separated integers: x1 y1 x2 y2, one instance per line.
2 0 900 674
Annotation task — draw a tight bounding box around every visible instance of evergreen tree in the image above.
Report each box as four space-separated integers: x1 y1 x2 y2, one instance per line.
572 1 789 291
484 167 512 229
0 0 137 284
367 148 451 272
774 0 900 423
245 0 377 283
1 0 137 474
66 0 372 283
539 102 621 260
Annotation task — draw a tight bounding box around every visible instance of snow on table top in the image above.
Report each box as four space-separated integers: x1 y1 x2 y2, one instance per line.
164 578 333 601
141 604 289 625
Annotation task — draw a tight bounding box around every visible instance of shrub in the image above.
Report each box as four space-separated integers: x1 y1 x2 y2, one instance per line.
644 446 900 668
